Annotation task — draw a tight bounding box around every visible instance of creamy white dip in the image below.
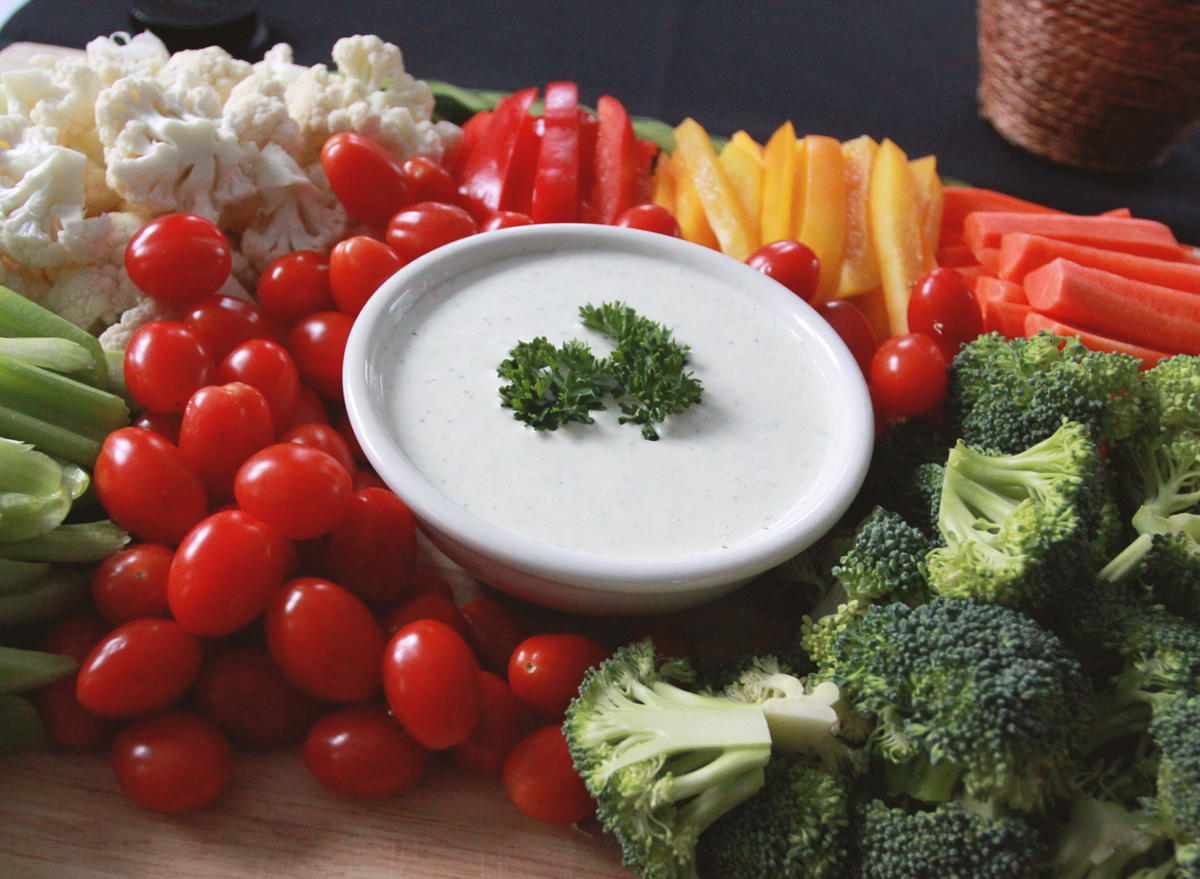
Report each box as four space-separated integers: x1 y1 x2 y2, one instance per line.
378 246 841 561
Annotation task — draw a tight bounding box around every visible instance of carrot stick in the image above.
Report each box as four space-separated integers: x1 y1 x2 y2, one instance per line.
981 296 1031 338
976 276 1028 304
1024 312 1171 367
941 187 1063 232
964 213 1183 261
999 232 1200 291
953 265 988 292
1023 258 1200 355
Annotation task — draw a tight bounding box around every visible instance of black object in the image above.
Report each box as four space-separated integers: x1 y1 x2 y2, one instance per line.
127 0 268 58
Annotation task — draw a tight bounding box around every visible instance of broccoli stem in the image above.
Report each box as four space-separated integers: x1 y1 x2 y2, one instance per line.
1099 533 1156 583
674 762 767 837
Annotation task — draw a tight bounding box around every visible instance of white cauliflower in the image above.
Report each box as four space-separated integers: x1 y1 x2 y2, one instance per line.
222 69 303 153
156 46 252 105
85 31 171 85
2 55 103 162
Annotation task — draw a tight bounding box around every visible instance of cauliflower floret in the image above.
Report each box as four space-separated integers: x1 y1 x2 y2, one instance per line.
286 35 454 164
95 76 257 223
86 31 170 85
252 43 307 97
222 70 303 154
157 46 252 106
95 268 250 351
0 115 111 268
3 55 104 161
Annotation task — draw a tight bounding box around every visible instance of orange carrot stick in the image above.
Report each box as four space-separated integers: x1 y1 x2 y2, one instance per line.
998 233 1200 292
964 213 1183 261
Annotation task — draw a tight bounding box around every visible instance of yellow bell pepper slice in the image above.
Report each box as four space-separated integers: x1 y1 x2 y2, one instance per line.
759 121 796 245
848 287 892 345
730 130 764 166
670 139 720 251
795 135 847 304
909 154 943 269
838 135 881 297
652 151 676 214
869 138 926 336
673 118 755 261
720 140 763 251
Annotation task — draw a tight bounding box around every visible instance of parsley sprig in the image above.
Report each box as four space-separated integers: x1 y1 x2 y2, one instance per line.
497 302 704 440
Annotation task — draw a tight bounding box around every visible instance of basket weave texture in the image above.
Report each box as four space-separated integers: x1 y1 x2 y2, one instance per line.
977 0 1200 173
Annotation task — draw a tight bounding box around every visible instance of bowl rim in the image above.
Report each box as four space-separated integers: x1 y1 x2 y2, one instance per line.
343 223 874 595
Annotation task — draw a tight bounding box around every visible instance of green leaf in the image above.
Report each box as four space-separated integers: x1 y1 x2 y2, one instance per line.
498 337 611 431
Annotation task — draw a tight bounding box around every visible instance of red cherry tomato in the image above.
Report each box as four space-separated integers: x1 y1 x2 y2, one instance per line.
382 591 468 642
33 676 114 748
183 294 279 364
285 311 353 401
90 543 174 626
508 634 609 723
907 266 983 362
123 321 215 415
193 646 324 746
39 611 112 664
234 443 353 540
481 210 535 232
265 578 385 704
385 201 478 265
303 702 430 798
310 487 417 610
383 619 482 750
409 570 455 602
459 597 527 675
328 235 405 318
321 132 410 229
111 711 234 812
870 332 949 419
279 422 355 476
132 410 182 445
813 299 878 378
747 240 821 302
333 408 368 465
94 427 208 547
124 214 231 307
167 509 292 637
178 382 275 501
401 156 460 205
287 384 329 428
217 340 301 436
77 618 203 719
614 204 682 238
450 671 523 774
503 725 596 825
256 250 335 329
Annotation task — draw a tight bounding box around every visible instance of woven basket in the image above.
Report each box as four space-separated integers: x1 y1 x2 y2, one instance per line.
977 0 1200 173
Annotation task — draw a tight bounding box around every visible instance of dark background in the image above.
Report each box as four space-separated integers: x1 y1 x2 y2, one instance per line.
4 0 1198 244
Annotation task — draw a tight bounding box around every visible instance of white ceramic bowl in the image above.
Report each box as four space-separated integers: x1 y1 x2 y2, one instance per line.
343 224 874 614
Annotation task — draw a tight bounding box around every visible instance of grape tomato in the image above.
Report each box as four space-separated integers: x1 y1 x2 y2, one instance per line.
383 619 482 751
401 156 460 205
279 422 356 476
217 340 301 435
193 646 324 746
312 487 417 610
123 322 215 415
746 239 821 302
321 132 410 229
328 236 405 319
285 311 353 401
508 634 609 723
90 543 174 626
450 671 523 775
813 299 878 378
481 210 535 231
76 618 203 719
502 725 596 825
870 332 948 420
907 267 983 361
302 702 430 798
124 213 231 308
183 294 279 364
614 204 682 238
178 382 274 501
111 711 234 812
385 201 478 265
256 250 335 329
234 443 353 540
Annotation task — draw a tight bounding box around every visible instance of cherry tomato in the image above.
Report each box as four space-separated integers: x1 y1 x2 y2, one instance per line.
168 509 292 637
193 646 324 746
409 570 455 602
383 619 482 750
333 408 368 465
285 311 353 401
328 235 405 318
217 340 301 436
401 156 460 205
124 214 231 307
265 578 385 704
614 204 682 238
183 294 279 364
813 299 878 378
303 702 430 798
382 591 468 641
450 671 523 774
385 201 478 265
111 711 234 812
508 634 609 723
459 597 527 675
353 469 388 491
123 321 215 415
77 618 203 718
178 382 275 501
33 676 114 749
481 210 535 231
132 411 182 446
907 266 983 362
39 611 111 663
90 543 174 626
256 250 335 329
321 132 410 229
287 384 329 429
747 240 821 302
870 332 949 419
310 487 417 609
94 427 208 547
235 443 353 540
279 422 356 476
503 725 596 825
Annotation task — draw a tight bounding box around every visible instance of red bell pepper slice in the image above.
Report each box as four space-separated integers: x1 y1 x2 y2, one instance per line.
530 81 580 224
577 109 599 219
457 87 538 221
444 109 492 180
500 114 542 217
584 95 638 225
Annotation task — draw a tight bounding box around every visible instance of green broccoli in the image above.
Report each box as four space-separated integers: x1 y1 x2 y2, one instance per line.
925 420 1106 617
1142 354 1200 438
1148 692 1200 878
1133 532 1200 624
563 641 851 879
809 597 1092 813
854 415 952 520
946 331 1148 456
856 798 1045 879
903 462 946 541
831 507 935 608
1049 795 1176 879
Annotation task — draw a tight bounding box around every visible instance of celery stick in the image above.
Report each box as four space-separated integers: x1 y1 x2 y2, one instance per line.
0 645 76 693
0 558 50 594
0 337 94 373
0 520 129 563
0 404 102 467
105 348 131 406
0 286 109 390
0 568 89 624
0 694 45 752
0 353 128 443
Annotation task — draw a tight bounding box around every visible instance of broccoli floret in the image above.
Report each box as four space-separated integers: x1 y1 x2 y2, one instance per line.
563 641 850 879
813 597 1092 813
698 649 816 695
1142 354 1200 438
904 462 946 541
947 331 1148 456
1148 692 1200 877
1134 532 1200 624
856 799 1045 879
696 753 852 879
831 507 935 608
855 415 952 519
925 420 1106 618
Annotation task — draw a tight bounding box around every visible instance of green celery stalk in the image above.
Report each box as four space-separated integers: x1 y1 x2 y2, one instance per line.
0 352 128 443
0 519 129 564
0 337 94 374
0 286 109 390
0 694 45 752
0 405 102 468
0 645 77 693
0 440 88 542
0 558 50 594
0 567 89 624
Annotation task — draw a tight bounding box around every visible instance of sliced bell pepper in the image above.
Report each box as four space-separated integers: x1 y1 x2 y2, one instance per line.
795 135 847 304
501 114 542 216
730 130 764 166
909 154 943 271
652 151 677 213
869 138 927 335
444 109 492 180
457 87 538 222
719 139 763 250
839 135 881 297
760 121 796 244
671 147 720 250
673 118 755 260
530 81 579 224
634 138 659 206
584 95 638 224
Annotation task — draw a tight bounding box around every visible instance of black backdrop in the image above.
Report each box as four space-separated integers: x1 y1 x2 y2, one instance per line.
4 0 1198 244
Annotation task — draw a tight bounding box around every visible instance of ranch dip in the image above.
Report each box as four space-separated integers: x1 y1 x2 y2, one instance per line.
378 245 842 561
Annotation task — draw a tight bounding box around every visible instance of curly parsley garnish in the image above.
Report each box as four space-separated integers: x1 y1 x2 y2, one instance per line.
498 302 703 441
